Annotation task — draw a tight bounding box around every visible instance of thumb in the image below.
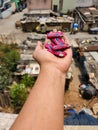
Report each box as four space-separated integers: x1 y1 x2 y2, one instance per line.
35 41 43 51
33 41 43 59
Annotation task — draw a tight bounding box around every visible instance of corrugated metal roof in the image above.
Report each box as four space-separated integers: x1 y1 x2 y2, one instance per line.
89 51 98 63
71 39 78 48
86 46 98 51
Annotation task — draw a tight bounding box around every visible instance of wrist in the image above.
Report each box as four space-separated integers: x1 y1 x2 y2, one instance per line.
40 64 66 79
37 64 66 91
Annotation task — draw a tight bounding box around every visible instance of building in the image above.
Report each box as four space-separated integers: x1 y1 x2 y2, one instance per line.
52 0 98 14
93 0 98 6
74 6 98 31
73 37 98 89
75 0 93 7
61 0 75 13
27 0 52 11
11 0 27 12
26 0 98 14
52 0 63 13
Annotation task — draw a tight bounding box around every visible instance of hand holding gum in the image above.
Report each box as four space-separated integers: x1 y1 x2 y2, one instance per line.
44 31 70 58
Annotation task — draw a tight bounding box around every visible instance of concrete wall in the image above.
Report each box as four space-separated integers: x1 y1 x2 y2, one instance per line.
93 0 98 5
62 0 75 13
27 0 52 11
52 0 75 13
27 0 98 13
75 0 93 7
61 0 94 13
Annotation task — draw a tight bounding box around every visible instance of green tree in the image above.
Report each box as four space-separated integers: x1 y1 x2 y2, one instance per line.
0 66 12 91
3 50 20 72
20 74 35 88
0 44 20 72
10 84 27 113
0 43 20 91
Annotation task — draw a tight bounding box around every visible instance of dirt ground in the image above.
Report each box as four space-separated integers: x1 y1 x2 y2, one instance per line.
64 59 98 113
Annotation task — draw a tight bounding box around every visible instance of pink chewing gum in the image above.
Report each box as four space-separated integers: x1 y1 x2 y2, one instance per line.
51 37 70 50
52 43 70 51
44 31 70 58
44 43 67 58
51 37 65 45
47 31 64 39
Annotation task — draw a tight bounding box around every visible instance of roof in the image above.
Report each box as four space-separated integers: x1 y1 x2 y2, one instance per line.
20 54 34 60
75 6 98 22
90 51 98 63
86 46 98 51
75 37 98 51
84 52 98 89
28 10 58 16
71 39 78 48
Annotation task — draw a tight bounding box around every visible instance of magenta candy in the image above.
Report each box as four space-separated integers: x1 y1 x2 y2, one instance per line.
44 31 70 58
45 43 67 58
52 43 70 51
47 31 64 39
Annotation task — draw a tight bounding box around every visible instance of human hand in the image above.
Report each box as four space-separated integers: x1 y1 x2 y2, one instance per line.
33 36 72 74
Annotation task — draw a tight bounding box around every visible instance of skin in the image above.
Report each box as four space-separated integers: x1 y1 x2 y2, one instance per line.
9 35 72 130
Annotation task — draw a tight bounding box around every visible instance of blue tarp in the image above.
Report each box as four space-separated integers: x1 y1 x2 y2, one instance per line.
64 110 98 125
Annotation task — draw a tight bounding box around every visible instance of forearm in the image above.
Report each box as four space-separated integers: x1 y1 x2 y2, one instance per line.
10 66 66 130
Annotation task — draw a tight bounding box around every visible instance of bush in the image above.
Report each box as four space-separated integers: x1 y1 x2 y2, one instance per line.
10 84 27 113
0 66 12 91
0 44 20 72
20 74 35 88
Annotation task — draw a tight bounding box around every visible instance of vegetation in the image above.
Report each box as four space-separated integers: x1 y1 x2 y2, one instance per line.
0 43 36 113
0 66 12 91
0 44 20 72
0 43 20 91
9 74 35 113
10 83 27 113
20 74 35 88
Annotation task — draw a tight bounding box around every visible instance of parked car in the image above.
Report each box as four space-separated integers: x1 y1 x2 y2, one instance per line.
88 27 98 34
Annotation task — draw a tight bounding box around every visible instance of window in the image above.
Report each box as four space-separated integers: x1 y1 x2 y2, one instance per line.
53 5 58 12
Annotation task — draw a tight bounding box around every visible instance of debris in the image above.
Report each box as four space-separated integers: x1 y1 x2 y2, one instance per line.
81 107 93 115
79 83 97 100
64 104 77 116
92 103 98 115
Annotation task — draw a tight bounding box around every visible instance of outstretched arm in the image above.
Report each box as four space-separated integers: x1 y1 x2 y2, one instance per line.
10 37 72 130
